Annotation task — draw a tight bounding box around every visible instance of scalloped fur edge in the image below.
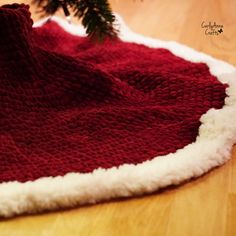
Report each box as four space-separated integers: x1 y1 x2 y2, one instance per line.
0 15 236 218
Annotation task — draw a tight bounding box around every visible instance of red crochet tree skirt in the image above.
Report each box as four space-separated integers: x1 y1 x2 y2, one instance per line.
0 4 226 183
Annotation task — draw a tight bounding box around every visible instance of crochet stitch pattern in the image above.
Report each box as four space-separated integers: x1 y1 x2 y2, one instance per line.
0 4 227 183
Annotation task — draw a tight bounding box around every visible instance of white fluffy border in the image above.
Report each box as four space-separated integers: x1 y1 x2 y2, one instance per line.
0 16 236 218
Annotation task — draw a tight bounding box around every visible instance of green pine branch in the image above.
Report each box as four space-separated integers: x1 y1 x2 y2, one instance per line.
32 0 118 41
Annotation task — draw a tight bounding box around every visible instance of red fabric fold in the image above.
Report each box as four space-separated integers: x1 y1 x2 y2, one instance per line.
0 4 227 183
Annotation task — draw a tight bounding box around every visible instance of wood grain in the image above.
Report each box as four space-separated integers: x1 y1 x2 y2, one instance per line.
0 0 236 235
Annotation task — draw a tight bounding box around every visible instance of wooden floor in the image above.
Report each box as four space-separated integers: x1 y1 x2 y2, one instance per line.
0 0 236 235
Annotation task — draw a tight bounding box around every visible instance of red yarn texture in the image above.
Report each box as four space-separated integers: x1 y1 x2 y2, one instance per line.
0 4 227 183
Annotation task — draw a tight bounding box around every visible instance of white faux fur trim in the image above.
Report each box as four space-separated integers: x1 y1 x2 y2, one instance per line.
0 16 236 218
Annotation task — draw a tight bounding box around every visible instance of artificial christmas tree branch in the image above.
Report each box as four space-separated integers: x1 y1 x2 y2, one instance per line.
32 0 118 40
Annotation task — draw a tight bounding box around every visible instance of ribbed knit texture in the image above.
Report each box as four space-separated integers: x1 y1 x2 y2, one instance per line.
0 4 227 183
